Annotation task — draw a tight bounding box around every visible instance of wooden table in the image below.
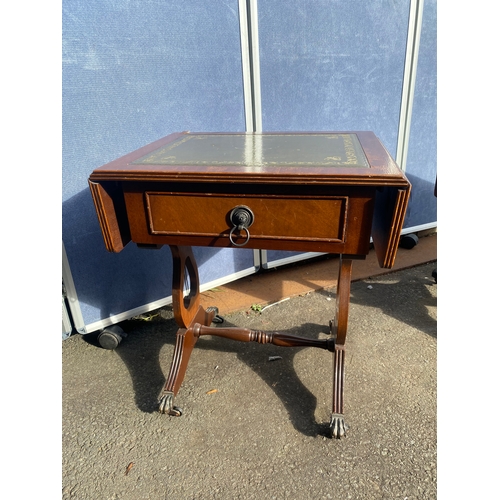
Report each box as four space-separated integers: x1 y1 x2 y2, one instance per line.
89 131 411 438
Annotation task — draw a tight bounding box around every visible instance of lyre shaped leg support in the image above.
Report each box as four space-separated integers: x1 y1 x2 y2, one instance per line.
169 245 201 329
158 246 217 415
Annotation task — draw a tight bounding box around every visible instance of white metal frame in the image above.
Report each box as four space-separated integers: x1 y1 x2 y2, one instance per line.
239 0 262 132
62 295 73 339
260 251 325 270
62 241 86 335
396 0 425 174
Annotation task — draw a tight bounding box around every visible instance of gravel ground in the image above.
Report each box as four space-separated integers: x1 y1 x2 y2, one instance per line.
62 263 437 499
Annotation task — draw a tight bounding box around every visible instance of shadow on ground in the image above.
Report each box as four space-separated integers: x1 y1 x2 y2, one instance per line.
84 312 333 437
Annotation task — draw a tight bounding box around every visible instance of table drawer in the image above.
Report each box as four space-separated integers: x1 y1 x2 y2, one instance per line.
145 192 347 245
123 185 375 254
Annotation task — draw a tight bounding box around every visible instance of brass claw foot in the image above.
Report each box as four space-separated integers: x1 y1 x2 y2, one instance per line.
329 413 348 439
158 391 183 416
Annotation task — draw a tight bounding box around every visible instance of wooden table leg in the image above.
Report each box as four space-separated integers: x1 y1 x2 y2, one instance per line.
158 247 355 436
329 256 353 438
157 245 217 415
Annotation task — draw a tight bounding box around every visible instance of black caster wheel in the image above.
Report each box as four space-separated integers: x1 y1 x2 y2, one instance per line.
206 306 224 324
98 325 127 350
400 233 419 249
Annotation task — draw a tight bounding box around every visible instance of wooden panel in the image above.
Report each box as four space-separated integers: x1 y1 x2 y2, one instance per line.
372 186 411 268
88 181 130 252
145 192 347 244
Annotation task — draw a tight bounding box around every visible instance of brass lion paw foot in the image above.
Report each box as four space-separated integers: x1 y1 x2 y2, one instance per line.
329 413 348 439
158 391 183 416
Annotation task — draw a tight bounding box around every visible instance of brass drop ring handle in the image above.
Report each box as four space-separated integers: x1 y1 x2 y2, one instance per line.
229 225 251 247
228 205 254 247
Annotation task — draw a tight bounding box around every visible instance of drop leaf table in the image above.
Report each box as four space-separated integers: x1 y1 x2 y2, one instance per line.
89 131 411 438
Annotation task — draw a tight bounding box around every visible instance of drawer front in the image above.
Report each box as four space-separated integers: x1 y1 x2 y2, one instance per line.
145 192 348 245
